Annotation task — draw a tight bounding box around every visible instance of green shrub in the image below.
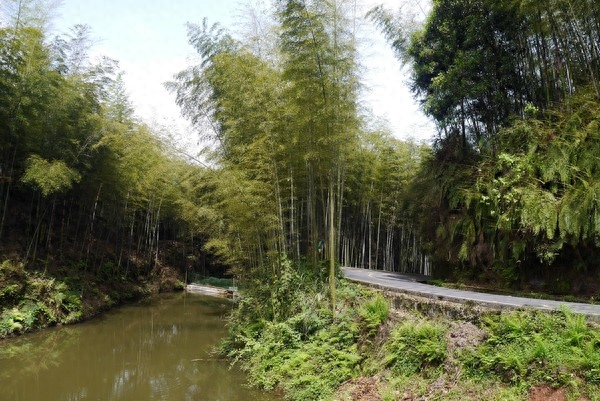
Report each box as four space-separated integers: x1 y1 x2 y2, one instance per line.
0 284 24 306
462 309 600 385
0 265 83 337
359 293 389 334
243 321 301 389
0 301 46 336
564 308 588 347
384 320 448 376
288 309 328 340
279 340 361 401
0 308 26 336
325 314 361 347
222 259 369 401
0 260 27 308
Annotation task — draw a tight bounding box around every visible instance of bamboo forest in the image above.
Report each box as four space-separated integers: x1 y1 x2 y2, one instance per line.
2 0 600 400
2 0 600 325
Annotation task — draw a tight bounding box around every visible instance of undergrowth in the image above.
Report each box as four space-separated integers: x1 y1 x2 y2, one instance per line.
0 258 160 339
222 260 600 400
383 319 447 377
0 260 83 337
461 308 600 386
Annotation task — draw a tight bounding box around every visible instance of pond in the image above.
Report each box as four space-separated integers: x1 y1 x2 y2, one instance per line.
0 292 278 401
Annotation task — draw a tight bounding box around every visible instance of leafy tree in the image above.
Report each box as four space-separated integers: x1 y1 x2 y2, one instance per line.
371 0 600 287
0 9 216 288
374 0 600 150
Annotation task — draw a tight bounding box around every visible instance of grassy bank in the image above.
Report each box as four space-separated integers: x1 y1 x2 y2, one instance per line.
221 263 600 400
0 259 184 339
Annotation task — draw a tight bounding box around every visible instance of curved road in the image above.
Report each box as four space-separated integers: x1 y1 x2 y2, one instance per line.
342 268 600 317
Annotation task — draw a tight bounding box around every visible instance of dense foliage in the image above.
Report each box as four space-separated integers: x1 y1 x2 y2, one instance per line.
0 260 82 336
4 0 600 338
0 2 209 336
221 262 381 400
372 0 600 290
169 0 430 288
221 267 600 400
4 1 600 399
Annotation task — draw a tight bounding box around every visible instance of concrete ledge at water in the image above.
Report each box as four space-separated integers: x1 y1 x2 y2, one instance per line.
186 284 237 299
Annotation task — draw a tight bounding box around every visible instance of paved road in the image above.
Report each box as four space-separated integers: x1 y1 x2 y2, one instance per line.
342 267 600 317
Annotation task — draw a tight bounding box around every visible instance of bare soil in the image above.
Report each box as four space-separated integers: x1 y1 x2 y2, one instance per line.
528 385 591 401
336 376 382 401
446 321 487 355
528 385 567 401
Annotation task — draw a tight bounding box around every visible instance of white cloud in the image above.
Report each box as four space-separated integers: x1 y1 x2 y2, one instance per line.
57 0 435 148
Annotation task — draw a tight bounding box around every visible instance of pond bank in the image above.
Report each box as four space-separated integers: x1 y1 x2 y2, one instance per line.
0 259 184 340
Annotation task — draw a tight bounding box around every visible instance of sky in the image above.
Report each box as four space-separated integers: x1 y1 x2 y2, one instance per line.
52 0 435 151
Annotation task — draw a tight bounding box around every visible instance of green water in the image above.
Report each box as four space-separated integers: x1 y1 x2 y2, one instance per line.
0 293 278 401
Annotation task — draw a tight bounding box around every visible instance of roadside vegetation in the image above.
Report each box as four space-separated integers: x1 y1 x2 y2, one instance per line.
221 265 600 400
371 0 600 293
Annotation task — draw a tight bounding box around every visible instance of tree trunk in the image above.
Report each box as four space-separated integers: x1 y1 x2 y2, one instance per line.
329 180 335 315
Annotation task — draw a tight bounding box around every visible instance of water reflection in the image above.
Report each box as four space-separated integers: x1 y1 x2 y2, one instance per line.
0 293 277 401
0 326 80 382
